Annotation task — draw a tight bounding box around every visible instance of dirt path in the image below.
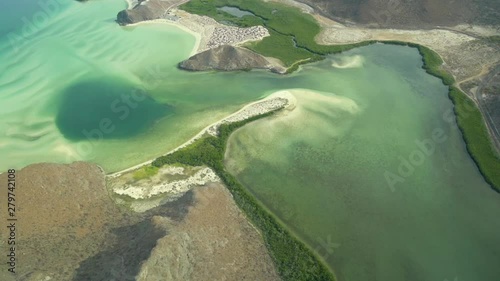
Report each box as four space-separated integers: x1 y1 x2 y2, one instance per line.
472 65 500 155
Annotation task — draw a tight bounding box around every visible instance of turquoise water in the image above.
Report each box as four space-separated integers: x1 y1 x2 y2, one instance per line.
0 0 281 171
2 1 499 280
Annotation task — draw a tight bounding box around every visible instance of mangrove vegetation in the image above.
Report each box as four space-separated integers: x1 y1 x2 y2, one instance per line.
152 109 337 281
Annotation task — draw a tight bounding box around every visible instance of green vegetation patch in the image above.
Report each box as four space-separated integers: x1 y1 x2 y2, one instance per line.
132 165 159 180
417 45 455 86
152 110 336 281
246 29 321 66
448 87 500 192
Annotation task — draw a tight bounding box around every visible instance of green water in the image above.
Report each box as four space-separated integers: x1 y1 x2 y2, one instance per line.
225 48 500 280
2 1 499 280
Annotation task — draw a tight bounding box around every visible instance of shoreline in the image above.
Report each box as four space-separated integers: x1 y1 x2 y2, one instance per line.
107 90 296 178
121 5 270 56
125 19 202 56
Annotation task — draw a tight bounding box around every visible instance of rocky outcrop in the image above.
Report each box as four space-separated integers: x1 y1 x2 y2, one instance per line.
136 184 281 281
116 0 179 25
179 45 284 72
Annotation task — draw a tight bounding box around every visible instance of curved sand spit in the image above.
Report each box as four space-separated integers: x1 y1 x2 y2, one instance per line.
107 90 296 178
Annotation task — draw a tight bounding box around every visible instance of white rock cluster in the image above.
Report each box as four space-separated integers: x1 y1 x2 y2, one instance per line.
206 97 288 135
207 26 269 49
225 98 287 122
114 167 220 199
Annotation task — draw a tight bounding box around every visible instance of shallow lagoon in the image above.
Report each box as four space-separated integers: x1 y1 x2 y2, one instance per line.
225 50 500 280
2 1 500 280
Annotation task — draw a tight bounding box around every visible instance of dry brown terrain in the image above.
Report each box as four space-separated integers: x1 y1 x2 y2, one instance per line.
0 162 131 281
0 163 279 281
296 0 500 28
136 184 281 281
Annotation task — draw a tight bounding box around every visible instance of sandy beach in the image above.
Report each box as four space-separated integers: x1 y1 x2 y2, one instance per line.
125 8 269 56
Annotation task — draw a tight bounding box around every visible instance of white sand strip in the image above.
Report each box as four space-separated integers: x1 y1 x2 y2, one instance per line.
107 91 295 178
